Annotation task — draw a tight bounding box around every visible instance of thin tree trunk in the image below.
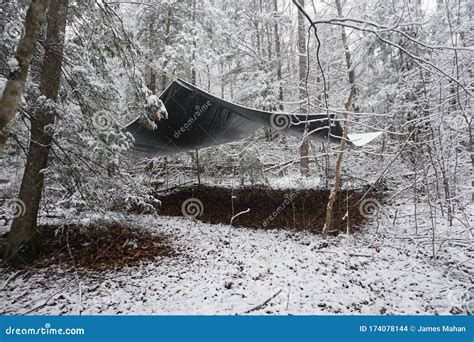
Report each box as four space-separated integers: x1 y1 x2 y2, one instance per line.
273 0 283 110
4 0 68 266
148 66 156 95
160 7 172 91
0 0 50 153
147 21 156 95
297 0 309 176
322 94 351 238
335 0 356 103
220 62 225 98
322 0 356 238
191 0 197 85
191 0 201 184
146 35 156 172
255 0 261 56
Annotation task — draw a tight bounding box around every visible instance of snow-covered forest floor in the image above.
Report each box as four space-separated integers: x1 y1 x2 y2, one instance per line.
1 127 472 316
1 180 472 315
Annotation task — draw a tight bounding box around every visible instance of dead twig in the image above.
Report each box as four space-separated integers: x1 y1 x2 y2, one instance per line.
21 283 73 315
243 288 283 314
1 270 23 290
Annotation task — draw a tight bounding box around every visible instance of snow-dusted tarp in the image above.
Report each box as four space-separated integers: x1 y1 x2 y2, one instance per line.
126 79 377 156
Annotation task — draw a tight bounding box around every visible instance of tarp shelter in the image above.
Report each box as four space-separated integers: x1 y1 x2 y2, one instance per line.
126 79 373 156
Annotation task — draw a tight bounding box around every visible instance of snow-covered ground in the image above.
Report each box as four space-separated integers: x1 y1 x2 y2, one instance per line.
1 198 472 315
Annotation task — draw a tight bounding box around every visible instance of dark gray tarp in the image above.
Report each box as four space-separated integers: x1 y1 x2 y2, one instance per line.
126 79 345 156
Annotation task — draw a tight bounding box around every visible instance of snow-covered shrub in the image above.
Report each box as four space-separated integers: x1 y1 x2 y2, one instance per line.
35 2 162 216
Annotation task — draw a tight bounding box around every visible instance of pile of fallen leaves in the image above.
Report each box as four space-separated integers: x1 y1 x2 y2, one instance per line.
1 223 175 271
158 185 380 233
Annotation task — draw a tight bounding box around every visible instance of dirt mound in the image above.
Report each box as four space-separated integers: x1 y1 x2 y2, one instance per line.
1 224 175 270
157 185 375 234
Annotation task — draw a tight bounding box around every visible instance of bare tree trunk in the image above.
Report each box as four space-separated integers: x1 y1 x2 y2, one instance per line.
220 62 225 98
147 21 156 95
149 66 156 94
297 0 309 176
160 7 172 91
191 0 201 184
335 0 356 104
273 0 284 111
4 0 68 266
0 0 50 153
322 94 351 238
322 0 356 238
191 0 197 86
146 48 156 172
